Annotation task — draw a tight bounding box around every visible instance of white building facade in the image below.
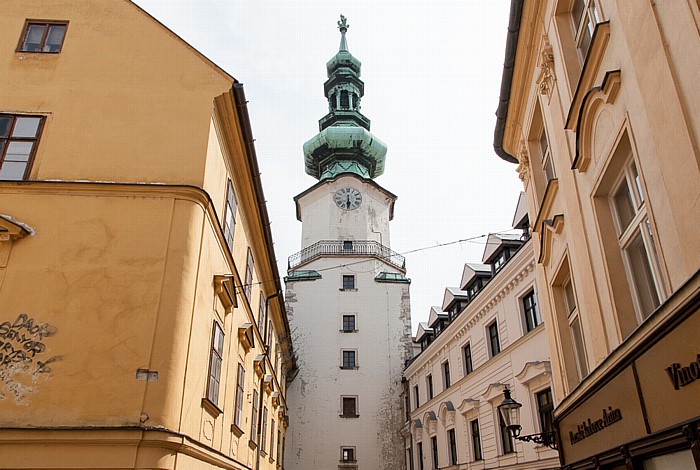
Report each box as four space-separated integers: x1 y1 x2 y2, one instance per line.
403 197 559 470
284 17 413 470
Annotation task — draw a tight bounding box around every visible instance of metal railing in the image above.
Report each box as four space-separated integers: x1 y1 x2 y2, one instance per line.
288 240 406 271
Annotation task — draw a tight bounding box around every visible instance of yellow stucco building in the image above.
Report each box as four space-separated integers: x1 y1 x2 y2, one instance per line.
494 0 700 469
0 1 295 469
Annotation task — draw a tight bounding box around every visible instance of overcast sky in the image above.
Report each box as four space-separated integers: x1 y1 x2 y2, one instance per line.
133 0 524 334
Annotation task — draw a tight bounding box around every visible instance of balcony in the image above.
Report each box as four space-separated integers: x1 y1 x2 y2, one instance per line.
288 240 406 272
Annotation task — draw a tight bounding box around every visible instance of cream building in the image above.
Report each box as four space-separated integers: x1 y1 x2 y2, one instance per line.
493 0 700 468
0 1 294 468
283 17 414 470
403 196 559 470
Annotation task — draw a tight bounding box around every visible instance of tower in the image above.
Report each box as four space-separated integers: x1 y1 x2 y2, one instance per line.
284 16 413 470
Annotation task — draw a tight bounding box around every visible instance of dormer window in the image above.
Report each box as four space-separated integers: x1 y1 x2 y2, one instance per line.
492 249 510 273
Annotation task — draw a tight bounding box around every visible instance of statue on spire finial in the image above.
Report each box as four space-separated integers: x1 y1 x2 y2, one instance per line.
338 15 349 34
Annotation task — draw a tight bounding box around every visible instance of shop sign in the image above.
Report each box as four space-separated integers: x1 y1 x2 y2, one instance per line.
665 354 700 390
569 406 623 445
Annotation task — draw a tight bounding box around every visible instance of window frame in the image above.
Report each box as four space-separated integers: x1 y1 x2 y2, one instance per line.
487 320 501 357
223 179 237 252
563 276 589 380
463 342 473 376
522 289 541 332
0 114 45 181
447 428 458 465
341 446 356 463
536 388 554 435
431 435 438 470
269 419 276 461
250 388 259 443
342 314 356 332
341 350 357 369
570 0 601 65
206 322 225 405
426 374 433 400
17 20 68 54
233 363 245 429
413 385 420 410
342 274 356 290
498 409 515 454
417 441 424 470
244 247 254 303
471 419 482 461
261 406 268 452
341 396 359 418
442 361 451 389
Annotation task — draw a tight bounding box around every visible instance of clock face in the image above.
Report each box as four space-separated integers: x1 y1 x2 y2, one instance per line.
334 187 362 210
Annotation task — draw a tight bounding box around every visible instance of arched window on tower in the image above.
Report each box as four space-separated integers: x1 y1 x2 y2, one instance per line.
340 91 350 109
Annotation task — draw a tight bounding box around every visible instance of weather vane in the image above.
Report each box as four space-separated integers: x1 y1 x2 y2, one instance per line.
338 15 349 34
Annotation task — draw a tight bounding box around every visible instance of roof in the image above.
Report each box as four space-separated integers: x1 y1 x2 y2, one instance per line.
427 307 449 328
482 232 523 264
442 288 469 312
415 322 434 342
460 263 491 290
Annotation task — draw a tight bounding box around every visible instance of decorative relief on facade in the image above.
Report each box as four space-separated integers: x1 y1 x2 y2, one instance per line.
516 142 530 187
438 401 456 428
536 35 556 101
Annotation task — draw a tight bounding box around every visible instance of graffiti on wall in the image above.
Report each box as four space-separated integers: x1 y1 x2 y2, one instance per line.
0 314 61 404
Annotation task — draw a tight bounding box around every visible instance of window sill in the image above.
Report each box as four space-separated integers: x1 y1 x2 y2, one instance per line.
269 456 274 464
248 439 258 450
340 414 360 418
340 329 359 333
339 288 358 292
340 366 359 370
201 397 223 418
230 423 244 438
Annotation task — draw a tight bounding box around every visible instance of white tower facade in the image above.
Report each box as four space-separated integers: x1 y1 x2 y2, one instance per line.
284 16 413 470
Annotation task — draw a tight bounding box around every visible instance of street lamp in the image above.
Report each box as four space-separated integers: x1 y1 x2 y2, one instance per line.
497 387 558 450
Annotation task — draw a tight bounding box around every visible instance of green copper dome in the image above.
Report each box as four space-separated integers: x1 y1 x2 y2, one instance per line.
303 15 387 181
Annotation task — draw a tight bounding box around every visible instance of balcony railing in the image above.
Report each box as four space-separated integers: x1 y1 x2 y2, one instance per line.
288 240 406 272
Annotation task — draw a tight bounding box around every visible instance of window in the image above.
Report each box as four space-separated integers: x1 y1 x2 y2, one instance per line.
417 442 424 470
342 314 356 332
342 396 358 417
522 290 541 332
413 385 420 409
610 159 661 321
206 322 224 404
234 364 245 429
499 411 514 454
536 388 554 435
488 321 501 357
540 128 555 185
570 0 601 64
426 375 433 400
258 291 265 327
471 419 482 461
223 180 237 251
564 277 588 380
261 406 268 452
250 389 259 443
431 436 438 470
0 114 44 181
448 429 457 465
342 350 356 369
270 419 276 460
267 320 273 348
341 447 355 462
493 250 509 273
343 240 353 250
463 343 473 376
276 429 281 462
342 275 355 290
244 248 254 302
18 21 67 53
442 361 451 389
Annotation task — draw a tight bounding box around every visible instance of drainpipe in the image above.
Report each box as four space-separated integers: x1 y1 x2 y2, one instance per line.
256 290 282 470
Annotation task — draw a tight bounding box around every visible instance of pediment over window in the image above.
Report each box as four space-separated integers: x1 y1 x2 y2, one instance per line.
238 323 255 352
482 382 507 403
278 405 286 420
438 401 456 428
214 274 237 311
457 398 479 415
515 361 551 385
253 354 266 379
538 214 564 266
423 411 437 436
271 391 280 408
0 215 33 268
263 374 274 395
572 70 622 172
411 419 423 441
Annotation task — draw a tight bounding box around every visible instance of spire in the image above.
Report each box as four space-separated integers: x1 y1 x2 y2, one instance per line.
338 14 349 52
302 16 387 181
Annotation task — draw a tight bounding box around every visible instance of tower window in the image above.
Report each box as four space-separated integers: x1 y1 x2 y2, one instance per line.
340 91 350 109
19 21 67 53
342 275 355 290
0 114 44 181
